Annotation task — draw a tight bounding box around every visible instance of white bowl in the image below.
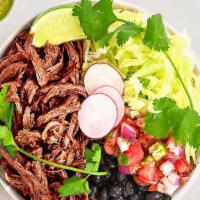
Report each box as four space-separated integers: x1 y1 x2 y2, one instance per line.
0 1 199 200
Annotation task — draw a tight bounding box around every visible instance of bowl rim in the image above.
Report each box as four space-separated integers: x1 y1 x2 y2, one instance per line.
0 1 200 200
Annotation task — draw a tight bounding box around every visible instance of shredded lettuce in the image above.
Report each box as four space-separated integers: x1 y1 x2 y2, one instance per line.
87 10 200 115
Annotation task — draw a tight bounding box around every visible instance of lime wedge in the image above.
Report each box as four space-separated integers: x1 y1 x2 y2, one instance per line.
0 0 13 20
30 6 86 47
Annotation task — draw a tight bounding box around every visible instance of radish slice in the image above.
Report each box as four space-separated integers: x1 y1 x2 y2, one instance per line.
78 94 117 139
84 63 124 95
94 86 124 126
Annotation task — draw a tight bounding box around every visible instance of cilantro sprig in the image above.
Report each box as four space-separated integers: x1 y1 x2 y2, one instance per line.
144 98 200 148
59 176 90 197
58 143 101 197
73 0 143 46
143 14 194 109
85 143 101 172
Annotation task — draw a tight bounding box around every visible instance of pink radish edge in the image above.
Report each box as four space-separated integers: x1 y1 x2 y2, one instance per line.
93 85 125 127
78 93 118 139
84 63 124 95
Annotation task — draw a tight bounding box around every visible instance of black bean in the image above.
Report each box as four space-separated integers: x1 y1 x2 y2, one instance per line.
103 154 117 169
112 180 120 186
109 171 117 183
139 186 149 192
103 153 117 162
91 175 103 186
117 172 128 183
163 194 172 200
145 192 167 200
100 165 112 182
124 181 136 197
137 190 146 200
106 159 117 169
129 177 139 188
89 185 98 199
97 187 109 200
109 184 123 198
129 194 140 200
111 196 126 200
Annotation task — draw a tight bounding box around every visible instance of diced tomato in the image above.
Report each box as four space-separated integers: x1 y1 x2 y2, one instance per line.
138 133 157 150
137 162 159 185
104 141 119 156
125 142 144 165
134 114 144 129
104 128 119 156
122 117 136 126
148 184 157 192
129 162 142 174
175 159 192 175
133 175 150 186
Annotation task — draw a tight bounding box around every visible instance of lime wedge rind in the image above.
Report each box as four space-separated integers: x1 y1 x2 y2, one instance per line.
0 0 13 21
30 5 86 48
32 4 75 25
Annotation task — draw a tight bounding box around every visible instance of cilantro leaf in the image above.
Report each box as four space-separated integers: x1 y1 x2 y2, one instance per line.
173 108 200 145
143 14 170 51
98 32 115 47
74 0 144 46
58 176 90 197
0 85 17 156
73 0 116 41
144 97 200 148
117 23 144 46
118 152 128 166
85 143 101 172
0 85 14 129
192 126 200 148
144 98 177 139
144 112 171 139
153 97 176 111
93 0 117 23
0 126 17 157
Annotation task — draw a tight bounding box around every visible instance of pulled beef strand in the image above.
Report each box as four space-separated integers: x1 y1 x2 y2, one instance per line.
0 145 51 200
0 31 87 200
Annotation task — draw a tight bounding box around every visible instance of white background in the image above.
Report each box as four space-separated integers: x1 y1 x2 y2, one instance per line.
0 0 200 199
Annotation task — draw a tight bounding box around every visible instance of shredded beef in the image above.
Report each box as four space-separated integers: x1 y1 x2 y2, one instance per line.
15 129 41 148
0 30 87 200
37 95 80 126
23 106 35 129
0 145 51 200
40 83 87 103
0 52 27 72
0 62 27 84
64 42 81 84
24 79 39 104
